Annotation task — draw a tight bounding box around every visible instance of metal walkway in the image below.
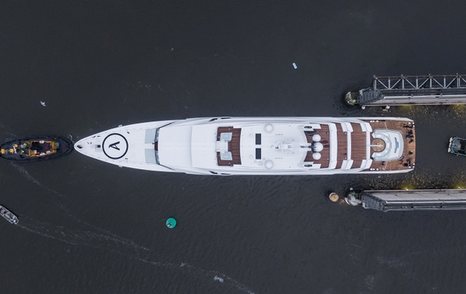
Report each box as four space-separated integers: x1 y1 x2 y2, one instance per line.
348 189 466 212
346 74 466 108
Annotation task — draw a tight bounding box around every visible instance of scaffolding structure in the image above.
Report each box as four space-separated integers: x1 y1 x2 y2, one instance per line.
346 74 466 108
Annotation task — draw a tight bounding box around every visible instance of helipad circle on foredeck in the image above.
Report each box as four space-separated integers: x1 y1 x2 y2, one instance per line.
102 133 128 159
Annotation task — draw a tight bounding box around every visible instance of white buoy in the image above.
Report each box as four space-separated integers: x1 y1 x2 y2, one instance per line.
312 152 321 160
312 134 321 142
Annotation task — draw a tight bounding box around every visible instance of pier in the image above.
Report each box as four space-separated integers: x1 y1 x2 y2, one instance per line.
345 189 466 212
346 74 466 108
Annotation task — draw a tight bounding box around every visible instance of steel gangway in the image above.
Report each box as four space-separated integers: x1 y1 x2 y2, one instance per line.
346 74 466 108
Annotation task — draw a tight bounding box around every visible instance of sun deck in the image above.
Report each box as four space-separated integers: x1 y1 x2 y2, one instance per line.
212 119 415 172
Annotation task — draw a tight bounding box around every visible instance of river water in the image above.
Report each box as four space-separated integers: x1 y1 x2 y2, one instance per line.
1 1 466 293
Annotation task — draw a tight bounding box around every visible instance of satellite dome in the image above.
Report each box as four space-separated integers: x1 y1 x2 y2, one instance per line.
265 160 274 169
312 142 324 152
264 124 274 133
312 152 322 160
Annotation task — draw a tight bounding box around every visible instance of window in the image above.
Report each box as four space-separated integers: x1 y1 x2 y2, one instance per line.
255 133 261 145
255 148 261 160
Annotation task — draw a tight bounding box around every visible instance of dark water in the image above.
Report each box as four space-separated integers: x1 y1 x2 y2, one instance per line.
1 1 466 293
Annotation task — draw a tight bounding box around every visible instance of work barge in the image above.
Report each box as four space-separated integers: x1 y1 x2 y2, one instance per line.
345 189 466 212
346 74 466 108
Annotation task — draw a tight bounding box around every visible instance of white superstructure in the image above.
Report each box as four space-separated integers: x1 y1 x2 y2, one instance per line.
74 117 416 175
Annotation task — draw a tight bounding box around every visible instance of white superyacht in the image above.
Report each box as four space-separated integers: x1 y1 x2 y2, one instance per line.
74 117 416 175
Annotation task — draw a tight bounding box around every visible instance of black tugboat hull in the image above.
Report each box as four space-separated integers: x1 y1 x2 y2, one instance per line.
0 136 73 161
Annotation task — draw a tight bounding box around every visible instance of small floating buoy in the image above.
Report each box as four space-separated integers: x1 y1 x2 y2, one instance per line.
166 217 177 229
328 192 340 203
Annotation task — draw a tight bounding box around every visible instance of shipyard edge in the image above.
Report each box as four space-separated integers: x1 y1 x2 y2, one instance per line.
74 117 416 175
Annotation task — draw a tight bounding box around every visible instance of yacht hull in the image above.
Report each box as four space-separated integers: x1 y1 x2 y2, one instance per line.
74 117 416 175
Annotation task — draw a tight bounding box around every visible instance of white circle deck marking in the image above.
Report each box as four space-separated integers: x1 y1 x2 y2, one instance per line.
102 133 128 159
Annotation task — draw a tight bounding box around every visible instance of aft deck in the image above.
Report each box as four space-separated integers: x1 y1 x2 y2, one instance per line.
368 120 416 171
303 120 415 171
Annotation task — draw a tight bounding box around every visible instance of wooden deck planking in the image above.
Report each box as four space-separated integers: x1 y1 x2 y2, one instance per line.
305 125 330 168
217 127 242 166
368 120 416 171
350 123 367 169
335 124 348 168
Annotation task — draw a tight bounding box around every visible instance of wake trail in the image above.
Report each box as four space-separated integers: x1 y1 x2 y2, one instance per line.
134 258 256 294
10 162 150 252
10 160 255 293
16 217 255 294
10 162 44 187
16 216 148 255
0 122 18 137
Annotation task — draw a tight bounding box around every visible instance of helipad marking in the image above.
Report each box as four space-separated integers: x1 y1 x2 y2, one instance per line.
102 133 128 159
109 141 121 151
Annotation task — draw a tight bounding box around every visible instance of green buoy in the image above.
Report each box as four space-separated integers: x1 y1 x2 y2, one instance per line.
166 217 177 229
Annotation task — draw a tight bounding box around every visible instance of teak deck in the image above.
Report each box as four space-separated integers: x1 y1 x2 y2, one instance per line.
214 120 415 172
217 127 242 166
304 120 415 171
305 125 330 168
369 120 416 171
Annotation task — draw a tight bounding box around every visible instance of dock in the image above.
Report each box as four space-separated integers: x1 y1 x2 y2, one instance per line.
345 189 466 212
346 74 466 108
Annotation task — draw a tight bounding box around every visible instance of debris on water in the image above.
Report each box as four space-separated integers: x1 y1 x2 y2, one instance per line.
40 101 47 107
292 62 298 70
213 275 224 283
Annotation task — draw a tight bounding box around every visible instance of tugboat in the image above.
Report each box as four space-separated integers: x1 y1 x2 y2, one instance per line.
0 136 73 161
448 137 466 156
0 205 18 225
